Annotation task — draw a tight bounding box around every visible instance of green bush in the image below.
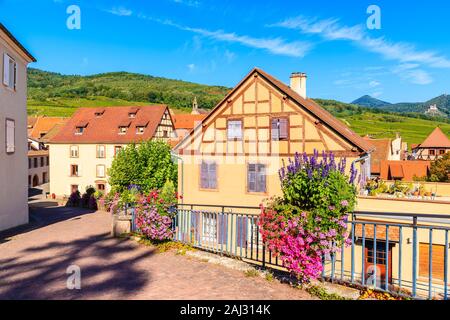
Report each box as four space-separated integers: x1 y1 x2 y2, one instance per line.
108 140 177 193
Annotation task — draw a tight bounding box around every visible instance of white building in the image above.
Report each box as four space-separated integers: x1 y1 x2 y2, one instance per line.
0 23 36 231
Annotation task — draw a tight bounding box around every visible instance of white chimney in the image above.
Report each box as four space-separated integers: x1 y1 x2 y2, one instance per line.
290 72 307 99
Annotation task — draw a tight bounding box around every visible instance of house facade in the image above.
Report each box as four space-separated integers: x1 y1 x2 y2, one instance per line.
47 105 175 197
174 68 374 207
0 23 36 231
412 127 450 160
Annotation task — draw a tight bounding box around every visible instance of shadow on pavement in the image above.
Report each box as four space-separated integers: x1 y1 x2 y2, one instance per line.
0 203 97 242
0 232 154 299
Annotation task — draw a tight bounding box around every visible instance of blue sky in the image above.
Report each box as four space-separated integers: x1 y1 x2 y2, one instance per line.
1 0 450 103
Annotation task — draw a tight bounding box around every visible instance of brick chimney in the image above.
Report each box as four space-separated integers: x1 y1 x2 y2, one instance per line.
290 72 307 99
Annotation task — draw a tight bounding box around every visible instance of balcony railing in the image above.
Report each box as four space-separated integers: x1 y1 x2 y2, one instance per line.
130 203 450 300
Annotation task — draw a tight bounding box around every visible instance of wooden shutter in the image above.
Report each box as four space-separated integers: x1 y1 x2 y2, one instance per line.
257 164 266 192
419 243 445 281
6 119 15 153
247 164 256 192
209 162 217 189
3 53 9 86
279 118 288 139
200 161 208 188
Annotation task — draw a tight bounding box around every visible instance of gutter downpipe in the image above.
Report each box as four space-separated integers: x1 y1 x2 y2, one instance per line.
170 151 184 205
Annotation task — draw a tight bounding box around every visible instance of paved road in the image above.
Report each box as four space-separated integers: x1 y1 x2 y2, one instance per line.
0 203 312 300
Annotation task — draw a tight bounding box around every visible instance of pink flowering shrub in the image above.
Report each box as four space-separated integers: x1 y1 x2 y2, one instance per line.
259 151 356 282
135 190 177 242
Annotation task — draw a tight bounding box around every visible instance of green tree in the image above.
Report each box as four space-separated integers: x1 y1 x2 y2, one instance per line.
108 140 177 193
429 153 450 182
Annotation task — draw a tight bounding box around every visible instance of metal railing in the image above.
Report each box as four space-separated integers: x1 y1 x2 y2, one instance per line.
133 203 450 300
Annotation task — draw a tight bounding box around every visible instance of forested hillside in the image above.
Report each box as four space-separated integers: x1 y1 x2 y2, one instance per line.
27 68 450 145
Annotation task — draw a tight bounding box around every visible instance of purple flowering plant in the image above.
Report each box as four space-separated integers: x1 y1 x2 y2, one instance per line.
259 150 357 282
135 190 179 242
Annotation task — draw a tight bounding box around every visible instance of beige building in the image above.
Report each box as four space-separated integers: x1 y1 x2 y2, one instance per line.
28 149 49 187
174 68 374 207
0 23 36 231
412 127 450 161
47 105 175 197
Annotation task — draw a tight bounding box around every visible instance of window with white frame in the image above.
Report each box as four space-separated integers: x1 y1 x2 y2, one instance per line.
227 120 242 140
96 165 106 178
3 53 17 90
70 145 79 158
96 145 105 158
6 119 15 153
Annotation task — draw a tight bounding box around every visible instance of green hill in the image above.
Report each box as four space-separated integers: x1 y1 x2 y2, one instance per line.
352 94 450 118
27 68 231 115
351 95 392 108
27 68 450 145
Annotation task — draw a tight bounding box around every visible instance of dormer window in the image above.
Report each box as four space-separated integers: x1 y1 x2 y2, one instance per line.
136 126 145 134
118 120 131 135
119 126 128 134
128 107 140 119
135 120 149 135
95 109 105 117
75 121 88 135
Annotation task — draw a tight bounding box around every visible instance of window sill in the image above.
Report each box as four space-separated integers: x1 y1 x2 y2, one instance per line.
199 188 220 192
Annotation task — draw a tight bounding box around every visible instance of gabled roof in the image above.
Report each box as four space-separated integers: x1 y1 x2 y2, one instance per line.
28 116 67 140
416 127 450 149
48 105 170 144
380 160 431 181
39 122 66 143
0 23 36 62
175 67 374 153
173 114 207 130
363 137 392 173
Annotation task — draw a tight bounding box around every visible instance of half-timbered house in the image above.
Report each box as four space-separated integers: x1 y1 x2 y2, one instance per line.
174 68 374 207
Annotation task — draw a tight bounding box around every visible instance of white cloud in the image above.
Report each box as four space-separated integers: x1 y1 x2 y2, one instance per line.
272 16 450 69
172 0 200 7
187 63 196 72
369 80 380 88
145 18 312 57
371 91 383 98
392 65 433 85
106 6 133 17
224 50 236 63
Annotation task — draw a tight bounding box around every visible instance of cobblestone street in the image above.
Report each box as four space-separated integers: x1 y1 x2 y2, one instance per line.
0 203 312 300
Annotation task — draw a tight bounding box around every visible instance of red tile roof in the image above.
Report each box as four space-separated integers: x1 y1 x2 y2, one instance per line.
173 114 207 130
363 137 391 173
379 160 430 181
49 105 170 144
416 127 450 149
176 68 374 154
28 116 68 140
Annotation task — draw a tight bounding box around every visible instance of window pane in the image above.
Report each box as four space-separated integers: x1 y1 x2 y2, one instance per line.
228 120 242 139
271 119 279 140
